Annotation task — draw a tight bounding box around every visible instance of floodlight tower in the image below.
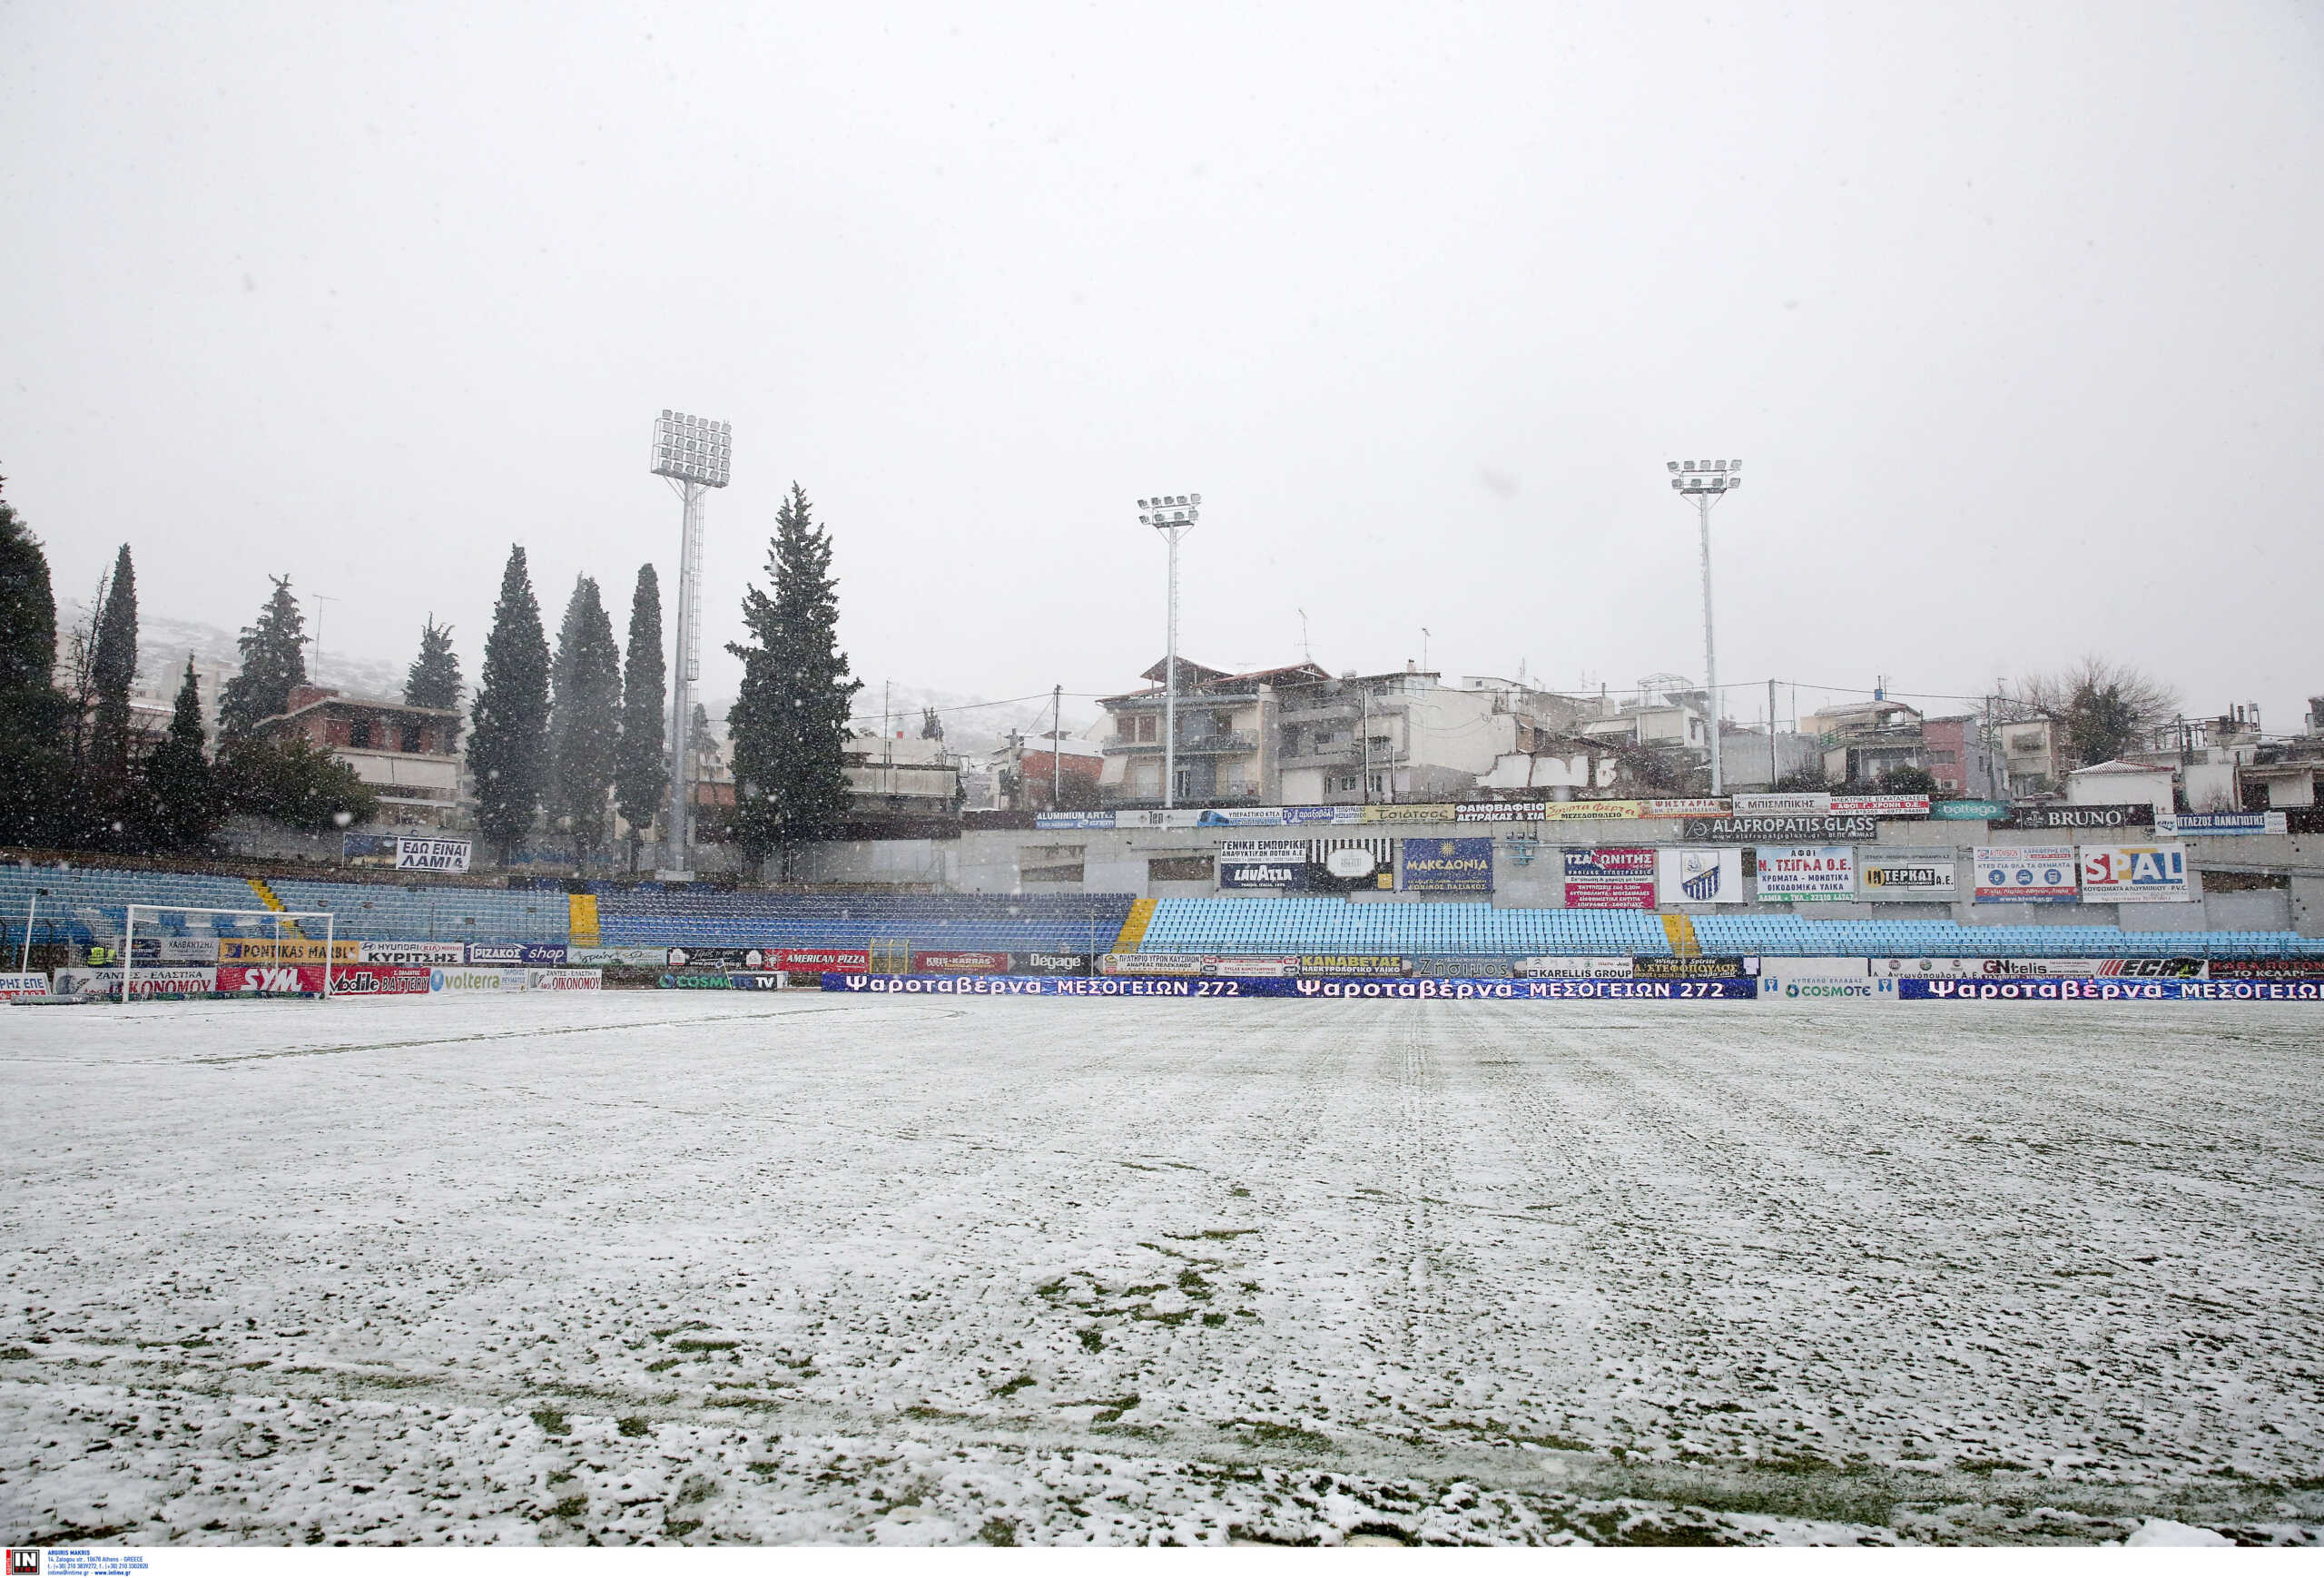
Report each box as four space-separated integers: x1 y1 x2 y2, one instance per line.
1137 493 1201 809
651 410 732 876
1667 458 1741 795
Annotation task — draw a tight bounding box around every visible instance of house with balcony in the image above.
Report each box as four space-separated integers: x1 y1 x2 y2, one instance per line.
1098 658 1314 807
252 684 464 827
1806 698 1928 786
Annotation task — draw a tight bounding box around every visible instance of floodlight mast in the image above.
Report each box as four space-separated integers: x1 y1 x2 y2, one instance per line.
1666 459 1742 796
1137 494 1201 809
651 410 733 877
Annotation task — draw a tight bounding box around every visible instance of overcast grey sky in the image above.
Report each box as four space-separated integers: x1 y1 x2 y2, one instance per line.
5 2 2320 732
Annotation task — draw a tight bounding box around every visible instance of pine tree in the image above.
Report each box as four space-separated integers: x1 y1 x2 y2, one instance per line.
727 484 862 874
549 576 621 863
87 544 138 783
615 565 666 870
404 615 464 721
0 472 71 846
143 657 218 853
470 546 551 863
218 576 308 739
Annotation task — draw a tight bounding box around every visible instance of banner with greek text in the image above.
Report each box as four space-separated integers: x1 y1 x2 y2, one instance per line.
1561 847 1657 909
1753 845 1857 902
1972 845 2079 902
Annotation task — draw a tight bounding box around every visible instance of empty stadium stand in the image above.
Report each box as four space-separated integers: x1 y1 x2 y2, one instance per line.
594 889 1136 955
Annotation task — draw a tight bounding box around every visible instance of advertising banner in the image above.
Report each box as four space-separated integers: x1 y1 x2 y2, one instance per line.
1195 806 1295 826
2006 804 2155 830
468 942 569 967
1297 954 1411 978
87 965 221 996
218 963 325 994
1858 853 1959 901
527 968 604 990
396 835 474 873
910 951 1011 974
1400 837 1494 893
773 947 870 974
1217 854 1309 891
358 940 468 966
658 972 734 990
665 945 768 970
1217 839 1309 861
1114 809 1206 830
2208 958 2324 980
1514 956 1634 978
1753 845 1857 902
218 937 357 965
0 971 51 1001
1643 798 1729 820
1831 794 1931 817
1899 978 2324 1001
430 965 524 992
1656 847 1743 905
824 973 1759 1001
1732 792 1831 815
342 832 400 865
1363 804 1458 825
1453 803 1546 823
1539 800 1648 822
1931 799 2010 821
1634 955 1750 979
1015 951 1094 976
326 963 433 994
1282 804 1367 825
569 946 672 967
1682 815 1877 843
1561 847 1657 909
1972 845 2079 902
2078 844 2191 904
1035 813 1117 831
1098 953 1206 976
728 972 787 990
1757 968 1893 1001
2155 812 2286 837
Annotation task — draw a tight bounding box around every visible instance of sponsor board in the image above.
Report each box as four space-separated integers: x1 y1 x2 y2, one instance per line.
728 971 787 990
1453 803 1544 823
430 966 525 992
327 964 433 994
2207 958 2324 980
1561 847 1657 910
1412 955 1513 979
1513 956 1634 978
1731 792 1832 816
1633 955 1750 979
1361 804 1458 825
826 973 1758 1000
1297 954 1412 978
218 937 357 964
1931 799 2010 821
1216 838 1310 861
1753 845 1857 902
527 968 603 990
1903 978 2324 1001
396 835 474 873
2007 803 2154 830
1831 794 1930 817
1035 813 1118 830
910 952 1011 974
2155 812 2287 836
468 942 570 967
1540 800 1649 822
1973 845 2079 902
55 965 220 997
665 946 773 970
1282 804 1368 824
1683 815 1879 843
1114 809 1208 830
569 946 672 966
1015 951 1094 976
343 831 401 865
1217 856 1309 891
1323 847 1380 879
358 940 468 966
773 947 870 973
219 963 326 994
0 971 53 1000
2078 843 2191 903
1757 971 1894 1001
111 936 222 964
1642 798 1729 820
1196 806 1306 826
1098 952 1206 976
657 972 734 990
1859 854 1959 901
1656 847 1743 905
1400 837 1493 893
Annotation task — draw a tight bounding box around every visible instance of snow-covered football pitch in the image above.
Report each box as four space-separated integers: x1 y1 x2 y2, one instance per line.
4 991 2320 1547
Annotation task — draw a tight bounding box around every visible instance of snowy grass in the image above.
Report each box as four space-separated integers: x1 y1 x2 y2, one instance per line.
3 991 2320 1545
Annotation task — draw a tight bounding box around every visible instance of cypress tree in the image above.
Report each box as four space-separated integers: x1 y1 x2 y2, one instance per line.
549 575 621 863
144 657 218 853
726 484 862 875
0 472 70 846
404 615 464 719
87 544 138 783
470 546 551 863
218 576 308 739
615 564 666 869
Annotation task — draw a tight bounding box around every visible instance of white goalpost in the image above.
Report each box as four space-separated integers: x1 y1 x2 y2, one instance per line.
122 903 339 1005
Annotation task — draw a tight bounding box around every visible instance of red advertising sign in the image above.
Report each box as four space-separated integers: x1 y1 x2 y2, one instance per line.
1562 846 1658 909
774 948 871 973
910 951 1011 973
328 963 435 995
219 963 329 994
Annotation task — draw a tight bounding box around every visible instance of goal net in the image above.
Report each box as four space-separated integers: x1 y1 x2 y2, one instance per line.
120 903 340 1003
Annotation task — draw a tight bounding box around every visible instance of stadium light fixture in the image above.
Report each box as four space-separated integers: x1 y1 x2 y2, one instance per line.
652 409 732 876
1139 493 1201 809
1666 458 1742 794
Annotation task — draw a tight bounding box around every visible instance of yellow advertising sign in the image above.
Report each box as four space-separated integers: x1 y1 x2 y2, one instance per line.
218 937 359 964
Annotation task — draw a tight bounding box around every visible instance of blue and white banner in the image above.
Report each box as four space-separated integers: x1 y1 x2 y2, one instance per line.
2077 843 2191 904
1657 846 1744 904
2156 812 2286 837
1903 977 2324 1001
1400 837 1494 893
468 942 570 966
826 972 1756 1000
1034 812 1116 830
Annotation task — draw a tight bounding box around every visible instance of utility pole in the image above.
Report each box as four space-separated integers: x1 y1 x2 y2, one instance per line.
1052 684 1063 810
1768 677 1778 787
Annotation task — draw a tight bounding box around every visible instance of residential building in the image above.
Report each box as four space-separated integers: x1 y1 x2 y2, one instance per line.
843 732 962 824
1807 699 1928 785
253 684 464 827
1098 659 1319 807
1919 715 2004 800
1997 716 2062 795
990 731 1104 812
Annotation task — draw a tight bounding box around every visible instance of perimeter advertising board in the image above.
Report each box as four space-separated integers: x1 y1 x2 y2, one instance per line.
1682 815 1877 843
1931 799 2009 821
1216 839 1309 861
0 971 50 1000
1753 845 1857 902
1858 853 1959 901
1216 855 1309 891
1297 954 1412 978
218 937 357 964
358 941 468 966
469 942 569 967
910 952 1011 974
218 964 325 994
1015 951 1094 976
1973 846 2079 902
2006 804 2154 830
2077 844 2191 903
527 968 604 990
570 946 672 966
1656 847 1743 904
1561 847 1657 909
430 966 527 991
327 963 433 994
1514 956 1634 978
2156 812 2286 837
396 835 474 873
1400 837 1493 893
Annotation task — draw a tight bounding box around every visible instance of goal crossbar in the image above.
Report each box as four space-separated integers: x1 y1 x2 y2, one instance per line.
122 903 339 1004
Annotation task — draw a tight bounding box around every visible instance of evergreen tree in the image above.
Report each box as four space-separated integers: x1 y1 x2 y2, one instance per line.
87 544 138 782
470 546 551 863
549 575 621 863
726 484 862 874
218 576 308 739
143 657 219 852
0 471 71 846
403 615 464 722
215 735 379 833
615 564 666 870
